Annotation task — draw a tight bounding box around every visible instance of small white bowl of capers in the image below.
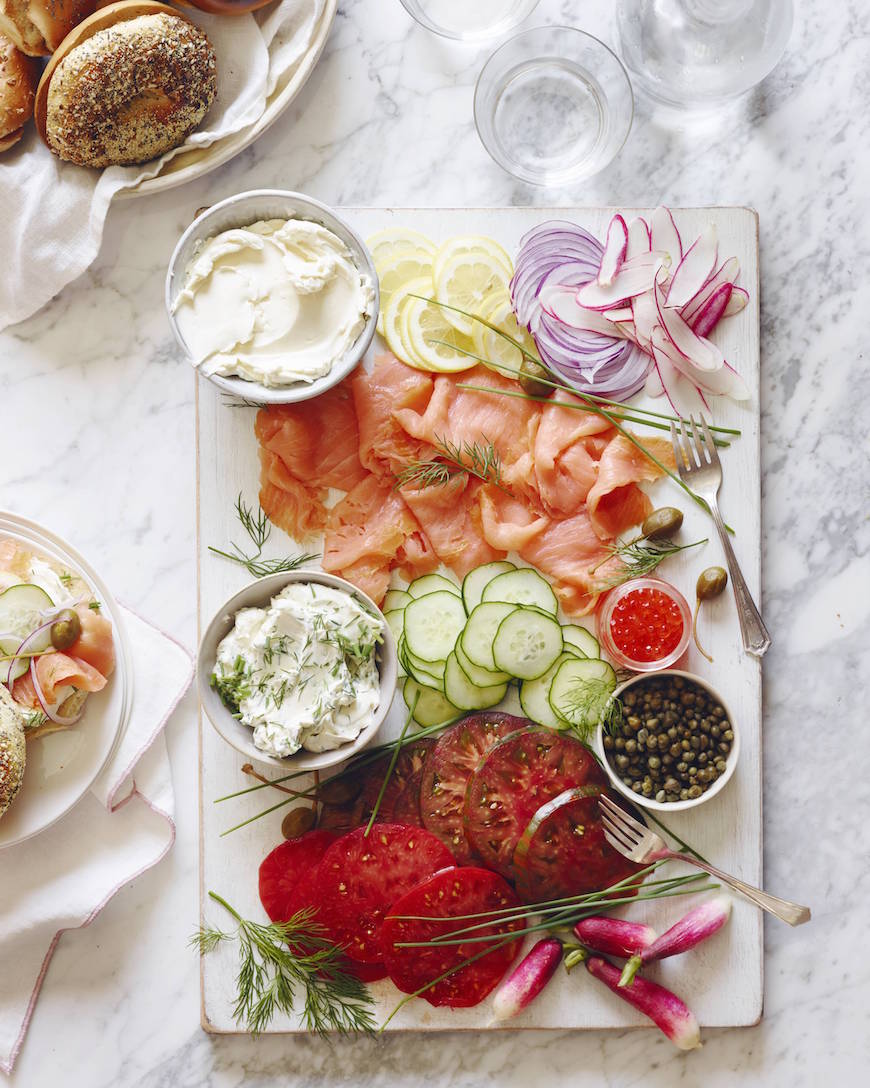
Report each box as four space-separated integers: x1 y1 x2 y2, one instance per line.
595 669 740 813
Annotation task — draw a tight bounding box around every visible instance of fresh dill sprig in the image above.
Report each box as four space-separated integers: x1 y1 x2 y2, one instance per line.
220 394 263 409
593 536 708 590
394 434 509 493
192 893 376 1038
209 493 318 578
556 675 621 741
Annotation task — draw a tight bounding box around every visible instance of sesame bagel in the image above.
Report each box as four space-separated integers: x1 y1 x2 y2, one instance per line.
0 31 39 151
0 0 97 57
39 4 216 167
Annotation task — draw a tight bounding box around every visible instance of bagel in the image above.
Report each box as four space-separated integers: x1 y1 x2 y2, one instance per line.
37 2 217 168
0 30 38 151
0 0 98 57
0 685 26 821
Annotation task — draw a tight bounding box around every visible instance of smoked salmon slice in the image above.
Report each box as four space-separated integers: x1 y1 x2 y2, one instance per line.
34 653 107 705
586 435 674 539
351 355 433 476
68 605 115 678
400 478 504 579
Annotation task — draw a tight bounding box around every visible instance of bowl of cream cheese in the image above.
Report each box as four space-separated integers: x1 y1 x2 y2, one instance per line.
165 191 379 404
198 570 398 771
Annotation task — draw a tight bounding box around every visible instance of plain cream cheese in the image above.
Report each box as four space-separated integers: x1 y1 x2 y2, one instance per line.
172 218 375 388
213 583 383 758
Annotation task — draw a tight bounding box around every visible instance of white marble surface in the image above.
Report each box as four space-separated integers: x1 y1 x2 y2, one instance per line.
1 0 868 1082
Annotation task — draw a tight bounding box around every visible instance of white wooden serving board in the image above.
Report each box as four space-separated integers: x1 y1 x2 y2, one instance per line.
196 207 762 1034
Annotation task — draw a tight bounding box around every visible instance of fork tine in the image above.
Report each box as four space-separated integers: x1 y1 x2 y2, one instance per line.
600 817 638 854
602 826 635 857
669 421 686 472
599 809 635 841
689 416 710 466
680 417 700 468
598 794 645 832
699 413 721 468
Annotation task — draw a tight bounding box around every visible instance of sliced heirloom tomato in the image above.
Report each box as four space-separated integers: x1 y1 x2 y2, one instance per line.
419 711 528 862
463 726 607 881
513 786 645 904
314 824 454 964
258 830 339 923
382 866 523 1008
318 740 434 832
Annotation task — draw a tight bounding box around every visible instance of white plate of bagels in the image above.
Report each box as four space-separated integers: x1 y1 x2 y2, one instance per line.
0 0 337 196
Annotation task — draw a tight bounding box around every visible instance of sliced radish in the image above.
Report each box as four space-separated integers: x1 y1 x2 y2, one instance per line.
648 346 711 416
666 224 718 309
631 290 658 352
597 215 628 287
540 285 622 337
625 217 651 260
651 326 747 400
654 278 725 372
681 256 740 324
650 206 683 265
724 286 749 317
577 254 665 310
690 283 733 339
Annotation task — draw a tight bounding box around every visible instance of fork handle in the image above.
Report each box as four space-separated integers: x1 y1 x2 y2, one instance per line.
708 500 771 657
668 852 811 926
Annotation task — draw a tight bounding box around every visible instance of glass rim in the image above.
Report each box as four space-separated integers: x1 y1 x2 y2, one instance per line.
398 0 542 43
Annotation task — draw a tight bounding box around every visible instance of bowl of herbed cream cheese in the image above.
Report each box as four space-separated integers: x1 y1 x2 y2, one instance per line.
165 191 379 404
198 571 398 770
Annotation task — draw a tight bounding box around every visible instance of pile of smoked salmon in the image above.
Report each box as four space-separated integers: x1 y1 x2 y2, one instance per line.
255 355 673 616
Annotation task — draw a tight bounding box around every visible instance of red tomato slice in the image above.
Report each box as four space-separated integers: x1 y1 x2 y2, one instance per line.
258 830 339 924
317 740 434 832
314 824 454 963
513 786 644 903
382 866 522 1008
463 726 607 880
419 711 528 862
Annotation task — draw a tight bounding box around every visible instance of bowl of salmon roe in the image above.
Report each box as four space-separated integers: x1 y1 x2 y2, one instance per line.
597 577 692 672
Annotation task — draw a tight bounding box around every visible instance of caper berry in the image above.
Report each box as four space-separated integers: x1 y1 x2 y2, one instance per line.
282 807 315 839
696 566 728 601
50 608 82 651
518 358 554 397
641 506 684 541
316 776 362 807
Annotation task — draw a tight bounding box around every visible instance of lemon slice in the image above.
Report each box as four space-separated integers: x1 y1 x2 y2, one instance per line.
471 297 536 379
432 235 513 285
434 251 513 337
403 296 478 373
375 249 435 336
383 276 433 366
367 228 436 269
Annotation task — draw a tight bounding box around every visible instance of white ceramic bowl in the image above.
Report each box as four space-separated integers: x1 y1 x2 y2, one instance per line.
197 570 398 772
165 190 379 405
595 669 740 813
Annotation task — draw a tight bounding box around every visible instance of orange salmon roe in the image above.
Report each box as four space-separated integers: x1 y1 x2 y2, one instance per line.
609 587 685 664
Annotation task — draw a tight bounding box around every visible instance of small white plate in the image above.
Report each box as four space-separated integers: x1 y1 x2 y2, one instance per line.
0 513 133 849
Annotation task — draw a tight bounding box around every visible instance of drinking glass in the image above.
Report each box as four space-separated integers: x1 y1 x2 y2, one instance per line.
474 26 634 186
615 0 794 108
399 0 541 42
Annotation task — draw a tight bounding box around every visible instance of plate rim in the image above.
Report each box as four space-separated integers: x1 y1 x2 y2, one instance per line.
0 510 134 849
116 0 339 200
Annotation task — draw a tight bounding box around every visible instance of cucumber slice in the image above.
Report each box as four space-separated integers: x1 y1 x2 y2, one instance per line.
461 602 517 671
492 609 563 680
383 589 412 611
561 625 600 659
548 657 617 731
403 591 467 663
403 678 461 727
481 569 558 615
519 652 577 730
408 573 461 599
454 634 509 687
461 560 516 614
384 608 405 647
443 652 508 711
0 584 54 637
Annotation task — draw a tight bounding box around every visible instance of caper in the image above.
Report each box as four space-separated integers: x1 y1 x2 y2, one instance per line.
641 506 684 541
50 608 81 651
282 807 315 840
696 566 728 601
518 358 554 397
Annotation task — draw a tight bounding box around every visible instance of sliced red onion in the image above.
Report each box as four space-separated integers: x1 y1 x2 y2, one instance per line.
597 215 628 287
5 621 54 687
666 224 718 309
30 656 83 727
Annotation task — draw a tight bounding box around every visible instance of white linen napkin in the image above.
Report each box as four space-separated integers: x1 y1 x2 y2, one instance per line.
0 606 193 1076
0 0 326 332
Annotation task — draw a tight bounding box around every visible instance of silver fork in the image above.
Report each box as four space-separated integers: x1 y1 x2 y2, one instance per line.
599 794 811 925
670 415 771 657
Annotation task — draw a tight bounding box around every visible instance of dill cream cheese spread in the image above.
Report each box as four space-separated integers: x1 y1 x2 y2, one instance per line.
212 583 383 758
172 218 375 388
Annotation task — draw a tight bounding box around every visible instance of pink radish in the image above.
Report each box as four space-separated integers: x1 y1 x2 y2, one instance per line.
724 286 749 316
654 278 725 372
619 896 732 988
540 285 622 337
690 284 733 339
650 206 683 265
681 256 740 324
666 224 718 309
576 254 665 310
573 917 658 959
650 325 748 400
586 955 701 1050
597 215 628 287
649 335 712 415
625 216 651 260
491 938 562 1021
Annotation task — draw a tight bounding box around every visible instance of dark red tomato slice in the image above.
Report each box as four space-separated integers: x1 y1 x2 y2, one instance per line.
419 711 528 862
381 866 522 1008
391 767 425 827
258 830 339 923
343 960 389 983
314 824 454 963
463 727 607 881
318 740 434 832
513 786 645 903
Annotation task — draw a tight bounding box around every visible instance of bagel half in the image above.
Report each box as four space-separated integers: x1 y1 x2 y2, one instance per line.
36 1 217 168
0 0 98 57
0 30 38 151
